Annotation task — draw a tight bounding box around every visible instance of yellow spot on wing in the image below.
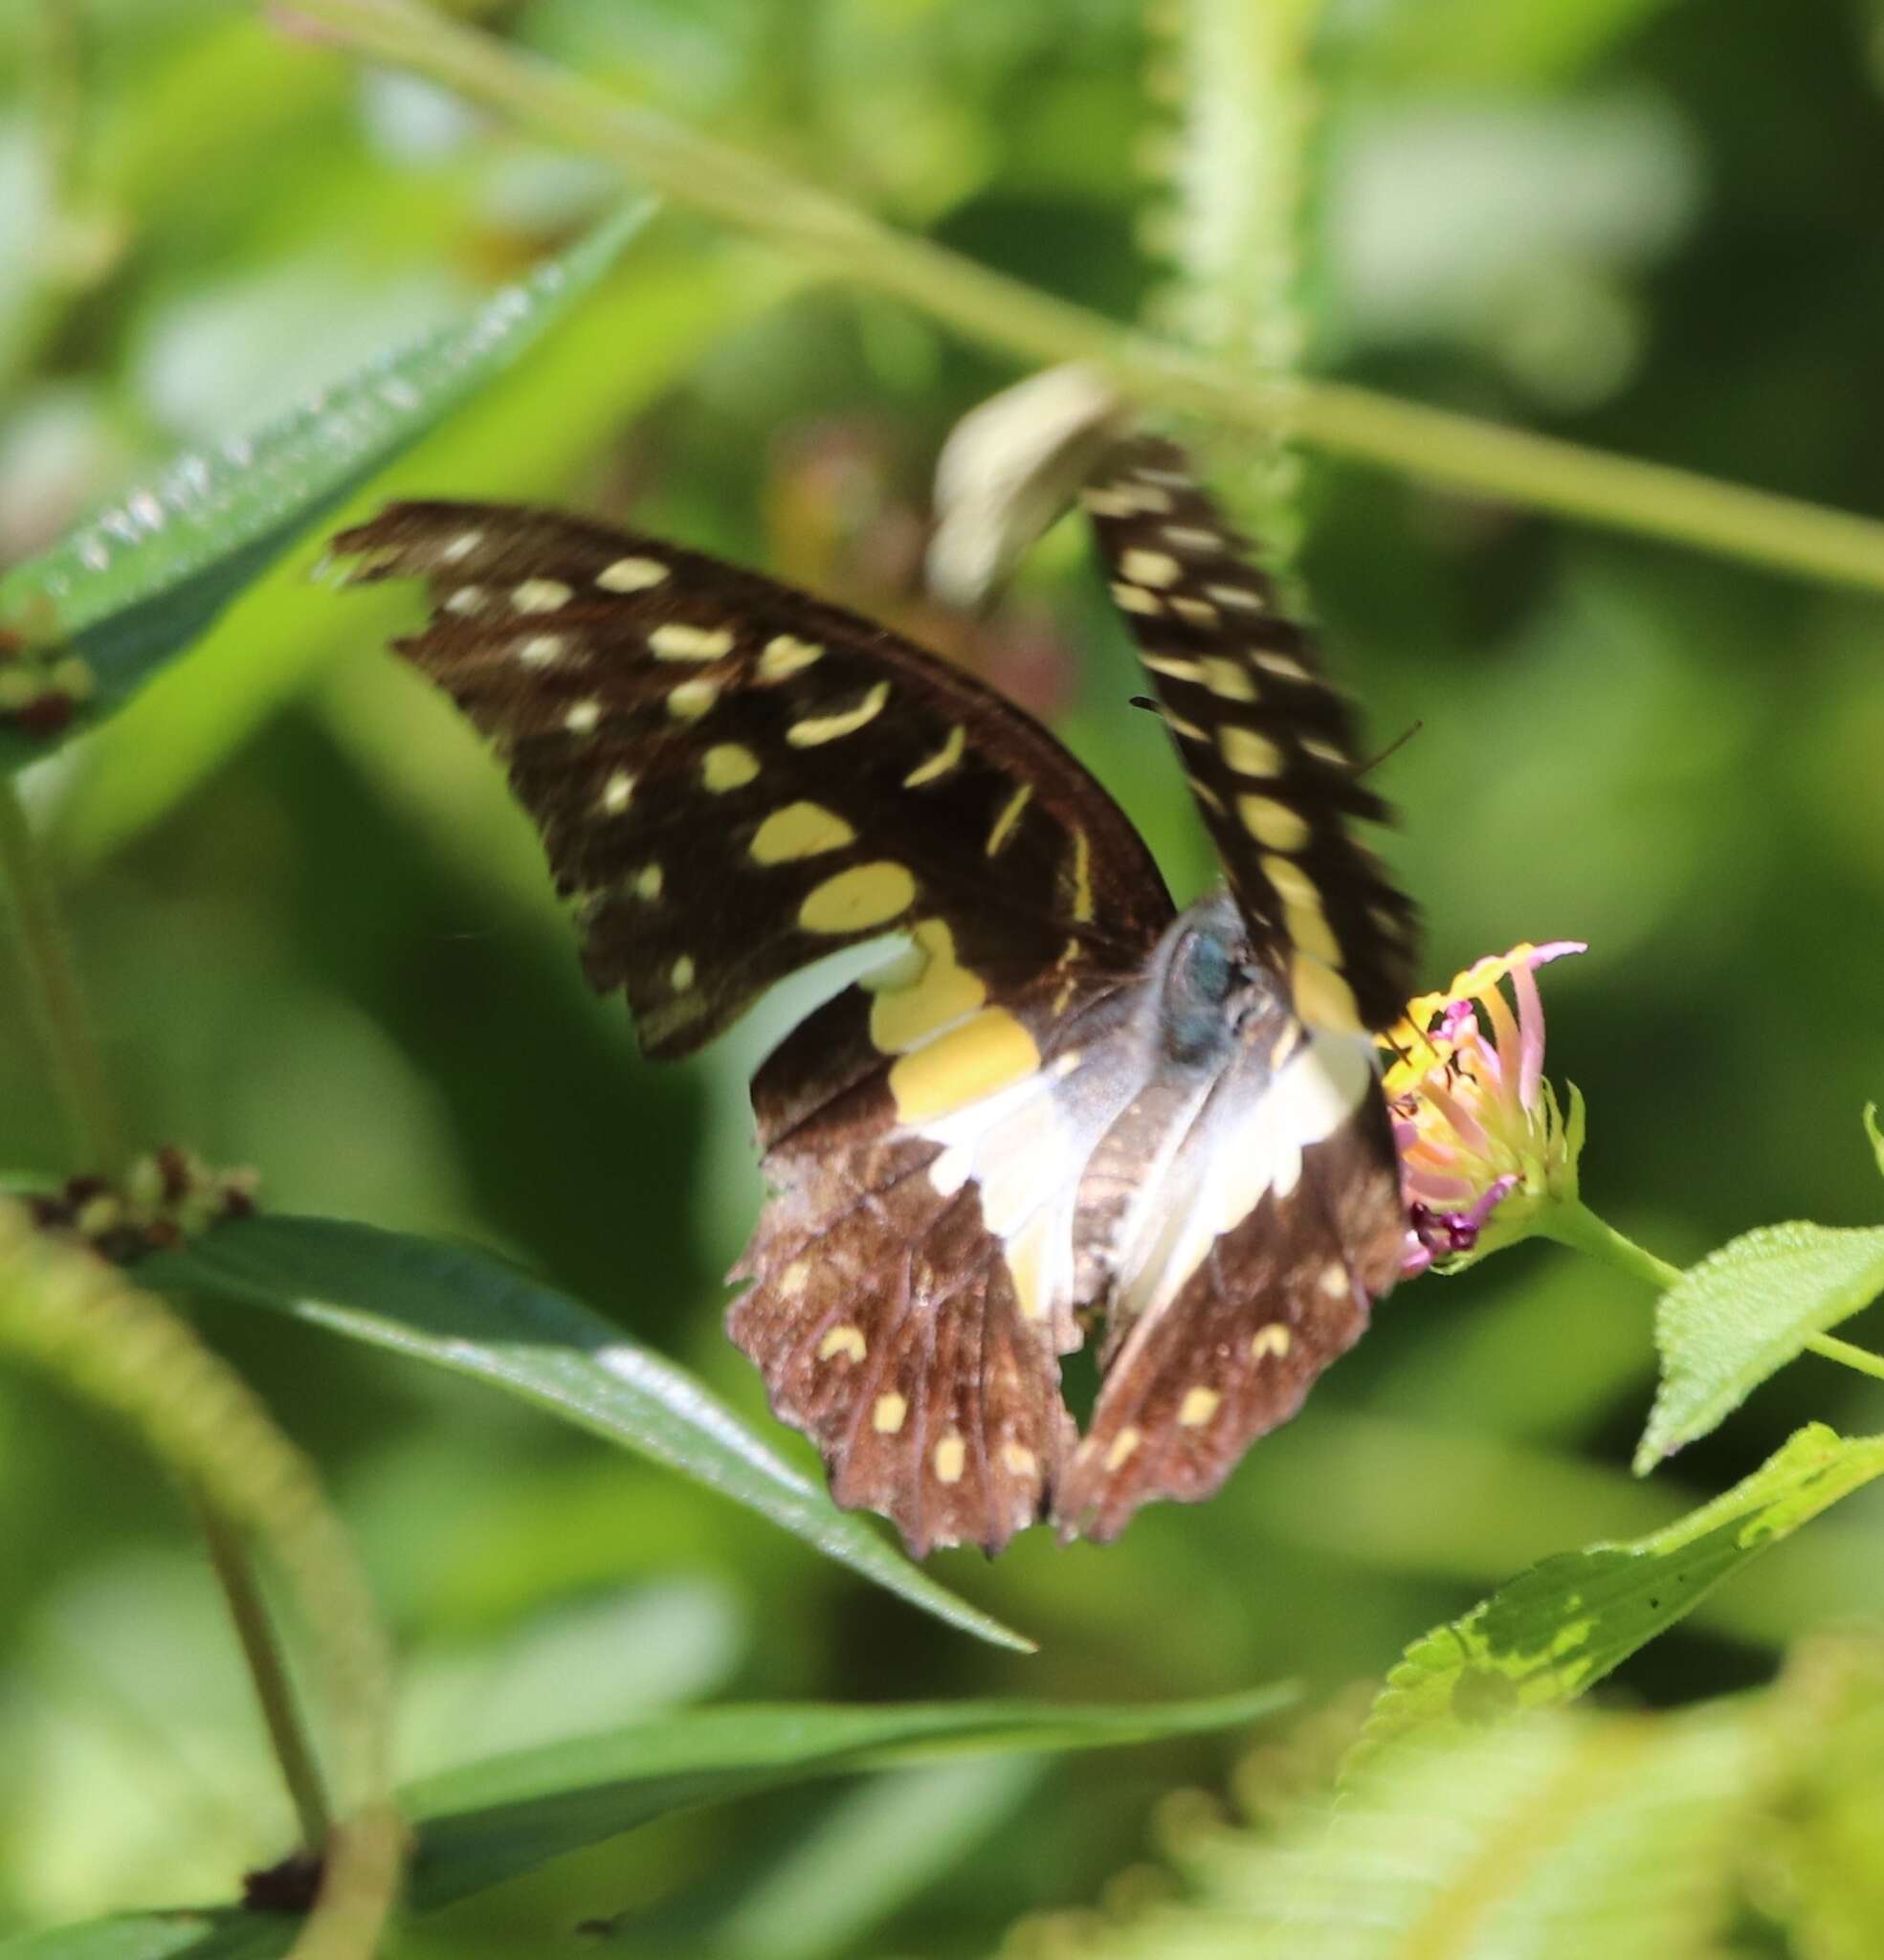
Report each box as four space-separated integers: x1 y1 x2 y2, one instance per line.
512 578 572 612
517 634 564 666
1104 1427 1141 1470
668 678 718 720
866 919 986 1053
1121 547 1182 588
1285 896 1343 966
1172 596 1220 628
798 860 917 934
934 1435 966 1483
1251 1323 1294 1360
564 700 602 735
1239 794 1310 851
1179 1387 1220 1428
889 1007 1040 1125
445 587 485 614
1254 650 1313 681
670 954 696 991
750 801 856 863
1205 583 1265 612
1002 1442 1038 1478
1068 827 1094 923
787 680 890 746
632 862 663 900
1290 953 1363 1033
601 770 634 814
1261 853 1319 906
1202 656 1256 702
1141 654 1206 683
1319 1261 1352 1300
757 634 824 681
651 623 735 661
779 1258 809 1296
1112 582 1164 616
817 1324 867 1363
904 724 964 786
1219 726 1284 777
596 555 668 591
986 783 1031 856
873 1392 908 1434
702 743 760 791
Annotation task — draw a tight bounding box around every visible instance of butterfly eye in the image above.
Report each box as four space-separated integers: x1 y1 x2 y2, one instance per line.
1172 927 1235 1008
1160 923 1242 1067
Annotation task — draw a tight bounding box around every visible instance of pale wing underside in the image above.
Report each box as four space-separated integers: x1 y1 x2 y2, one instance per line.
1054 1070 1405 1543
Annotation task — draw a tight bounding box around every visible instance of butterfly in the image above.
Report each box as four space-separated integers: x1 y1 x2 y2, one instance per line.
330 427 1418 1555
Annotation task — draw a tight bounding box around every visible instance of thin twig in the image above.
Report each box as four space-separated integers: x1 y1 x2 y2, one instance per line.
192 1488 336 1854
282 0 1884 595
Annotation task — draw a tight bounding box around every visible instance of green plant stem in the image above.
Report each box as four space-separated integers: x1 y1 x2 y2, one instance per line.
282 0 1884 596
1543 1198 1884 1385
0 785 347 1863
0 779 124 1169
191 1488 335 1854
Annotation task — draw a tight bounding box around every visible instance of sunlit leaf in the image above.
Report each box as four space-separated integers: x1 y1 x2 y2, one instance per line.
143 1214 1034 1654
1355 1423 1884 1765
402 1686 1297 1905
1866 1103 1884 1183
1635 1223 1884 1472
0 203 654 777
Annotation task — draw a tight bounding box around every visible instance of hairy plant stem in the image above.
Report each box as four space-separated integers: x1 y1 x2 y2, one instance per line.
1543 1198 1884 1385
0 780 344 1861
283 0 1884 595
0 777 123 1169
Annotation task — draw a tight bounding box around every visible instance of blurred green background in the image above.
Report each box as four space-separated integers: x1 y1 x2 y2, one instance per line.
4 0 1884 1952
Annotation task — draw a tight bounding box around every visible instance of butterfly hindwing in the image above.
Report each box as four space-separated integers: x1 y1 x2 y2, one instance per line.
1082 438 1419 1034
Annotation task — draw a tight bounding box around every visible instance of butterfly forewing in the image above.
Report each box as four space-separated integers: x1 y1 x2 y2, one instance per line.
332 501 1172 1058
1081 438 1419 1033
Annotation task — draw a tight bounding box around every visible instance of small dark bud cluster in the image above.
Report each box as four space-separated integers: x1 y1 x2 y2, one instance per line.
26 1146 259 1262
0 620 96 738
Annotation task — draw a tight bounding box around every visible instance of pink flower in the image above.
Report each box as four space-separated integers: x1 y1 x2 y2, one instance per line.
1381 943 1586 1275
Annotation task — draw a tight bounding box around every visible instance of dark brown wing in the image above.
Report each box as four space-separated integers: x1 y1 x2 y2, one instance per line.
1083 437 1419 1033
332 501 1172 1058
332 498 1177 1554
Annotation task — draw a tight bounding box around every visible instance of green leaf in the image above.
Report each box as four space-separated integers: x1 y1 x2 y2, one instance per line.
1635 1222 1884 1472
0 1686 1291 1952
54 237 793 867
1866 1102 1884 1183
0 203 654 776
1356 1423 1884 1765
142 1215 1033 1655
402 1686 1297 1906
0 1916 286 1960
